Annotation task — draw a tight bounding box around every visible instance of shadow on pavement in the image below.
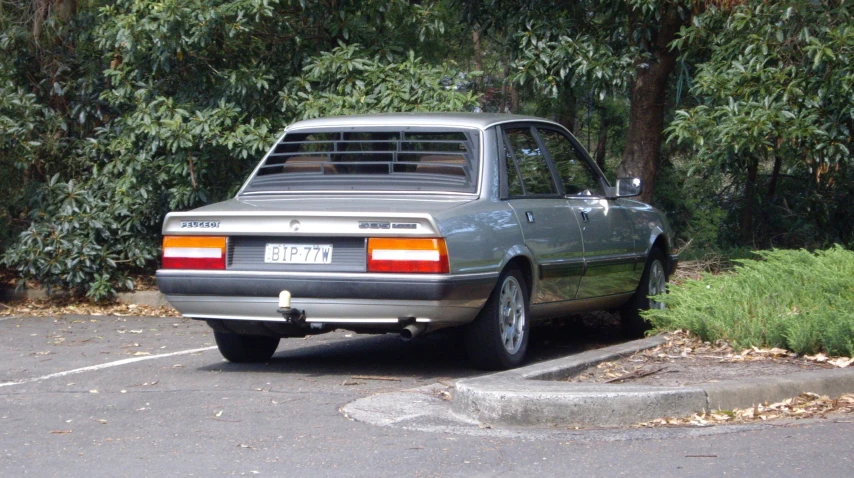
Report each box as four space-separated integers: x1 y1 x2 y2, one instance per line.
197 312 629 378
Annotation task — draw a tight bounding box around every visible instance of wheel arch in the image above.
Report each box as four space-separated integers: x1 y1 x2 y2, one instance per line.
649 234 672 278
495 243 536 300
502 255 535 299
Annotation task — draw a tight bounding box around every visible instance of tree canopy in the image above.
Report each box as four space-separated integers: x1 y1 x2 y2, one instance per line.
1 0 852 298
668 0 854 245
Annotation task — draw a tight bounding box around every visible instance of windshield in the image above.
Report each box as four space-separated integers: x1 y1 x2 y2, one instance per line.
240 128 480 195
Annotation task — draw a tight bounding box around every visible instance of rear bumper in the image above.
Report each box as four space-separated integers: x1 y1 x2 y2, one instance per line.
156 270 496 325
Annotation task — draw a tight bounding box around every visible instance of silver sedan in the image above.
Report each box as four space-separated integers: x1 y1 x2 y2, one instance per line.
156 113 678 369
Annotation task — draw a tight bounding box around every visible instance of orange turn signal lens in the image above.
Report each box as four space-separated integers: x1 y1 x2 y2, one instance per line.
367 238 449 273
161 236 227 270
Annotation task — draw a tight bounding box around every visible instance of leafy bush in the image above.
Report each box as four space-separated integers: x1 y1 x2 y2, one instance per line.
668 0 854 248
2 175 157 300
651 159 727 255
0 0 478 298
281 45 479 119
645 246 854 357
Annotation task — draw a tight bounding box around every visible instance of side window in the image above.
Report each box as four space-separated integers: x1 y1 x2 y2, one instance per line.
504 144 524 196
503 127 556 195
537 128 603 196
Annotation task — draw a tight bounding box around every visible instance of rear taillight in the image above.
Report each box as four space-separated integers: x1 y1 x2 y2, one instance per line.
367 238 449 273
161 236 227 270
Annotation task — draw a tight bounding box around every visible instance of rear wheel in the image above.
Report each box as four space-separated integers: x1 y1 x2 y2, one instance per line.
620 248 668 337
213 331 280 363
465 267 530 370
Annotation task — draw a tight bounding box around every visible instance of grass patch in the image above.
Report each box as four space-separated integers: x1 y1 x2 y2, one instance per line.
644 246 854 357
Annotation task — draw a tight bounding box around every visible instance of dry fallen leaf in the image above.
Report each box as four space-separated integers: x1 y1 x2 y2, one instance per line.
633 392 854 428
827 357 853 368
570 330 841 385
0 297 179 318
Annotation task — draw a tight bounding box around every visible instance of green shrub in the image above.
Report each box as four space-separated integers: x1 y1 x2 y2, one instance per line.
0 0 478 297
645 246 854 357
2 175 157 300
651 159 728 255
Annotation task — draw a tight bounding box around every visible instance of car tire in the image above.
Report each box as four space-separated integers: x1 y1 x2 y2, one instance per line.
620 247 668 337
213 331 280 363
464 266 530 370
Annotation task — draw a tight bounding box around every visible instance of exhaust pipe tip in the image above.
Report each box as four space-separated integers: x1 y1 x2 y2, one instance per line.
400 323 426 341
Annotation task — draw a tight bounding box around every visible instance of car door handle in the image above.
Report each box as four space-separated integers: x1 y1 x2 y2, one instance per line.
579 208 591 223
525 211 535 223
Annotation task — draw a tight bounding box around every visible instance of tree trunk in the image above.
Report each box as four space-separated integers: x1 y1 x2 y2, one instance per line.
594 109 609 173
768 154 782 198
508 85 519 113
32 0 49 41
32 0 77 41
502 64 519 114
472 28 483 80
741 157 758 243
57 0 77 23
557 87 576 133
616 5 686 203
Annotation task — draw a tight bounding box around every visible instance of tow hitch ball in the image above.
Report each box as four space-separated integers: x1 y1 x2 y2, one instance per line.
276 291 305 324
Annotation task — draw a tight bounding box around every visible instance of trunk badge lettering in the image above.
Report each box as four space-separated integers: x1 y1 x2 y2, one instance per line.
359 222 390 229
180 221 220 228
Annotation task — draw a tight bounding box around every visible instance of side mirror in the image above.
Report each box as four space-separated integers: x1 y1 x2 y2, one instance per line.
615 177 642 197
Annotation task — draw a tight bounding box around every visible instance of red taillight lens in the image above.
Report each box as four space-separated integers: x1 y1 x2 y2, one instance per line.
162 236 227 270
367 238 449 273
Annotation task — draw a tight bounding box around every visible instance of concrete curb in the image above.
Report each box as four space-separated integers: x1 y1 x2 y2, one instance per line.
452 335 854 428
1 287 170 308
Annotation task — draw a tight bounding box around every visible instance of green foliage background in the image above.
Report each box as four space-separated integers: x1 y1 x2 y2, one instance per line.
1 0 853 299
0 0 477 299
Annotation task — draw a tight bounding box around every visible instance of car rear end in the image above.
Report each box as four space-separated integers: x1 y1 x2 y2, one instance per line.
156 116 495 338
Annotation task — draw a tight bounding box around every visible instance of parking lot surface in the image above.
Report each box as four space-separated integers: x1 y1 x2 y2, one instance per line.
1 314 852 477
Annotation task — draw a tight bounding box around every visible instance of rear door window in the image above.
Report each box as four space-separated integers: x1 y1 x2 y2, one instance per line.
502 127 557 196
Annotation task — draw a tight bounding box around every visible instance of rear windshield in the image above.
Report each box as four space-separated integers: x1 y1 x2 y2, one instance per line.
240 128 479 194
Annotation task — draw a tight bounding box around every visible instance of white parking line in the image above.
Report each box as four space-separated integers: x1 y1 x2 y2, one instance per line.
0 346 218 388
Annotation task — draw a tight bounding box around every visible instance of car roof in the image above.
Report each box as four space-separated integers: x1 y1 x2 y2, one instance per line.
285 112 561 132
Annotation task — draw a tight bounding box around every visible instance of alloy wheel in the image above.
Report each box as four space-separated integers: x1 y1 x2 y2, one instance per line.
498 275 525 354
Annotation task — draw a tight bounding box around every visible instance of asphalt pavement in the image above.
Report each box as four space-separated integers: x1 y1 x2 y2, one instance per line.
1 314 852 477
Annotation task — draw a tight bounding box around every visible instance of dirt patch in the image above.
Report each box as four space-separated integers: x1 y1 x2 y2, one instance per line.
130 274 159 291
568 331 848 387
0 269 160 293
0 297 179 318
564 331 853 427
0 268 19 288
576 359 823 387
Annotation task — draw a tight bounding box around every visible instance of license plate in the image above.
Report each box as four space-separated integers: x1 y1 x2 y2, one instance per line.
264 244 333 264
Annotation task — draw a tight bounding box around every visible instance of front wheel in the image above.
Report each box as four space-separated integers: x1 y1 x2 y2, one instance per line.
213 331 280 363
620 248 668 337
464 267 530 370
